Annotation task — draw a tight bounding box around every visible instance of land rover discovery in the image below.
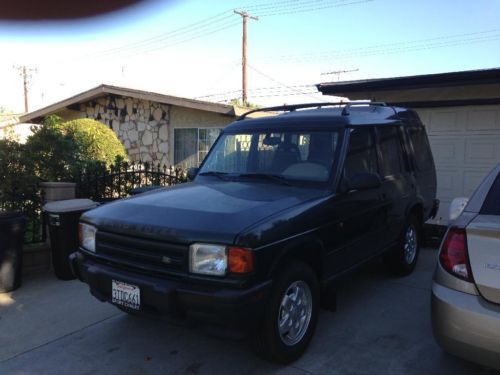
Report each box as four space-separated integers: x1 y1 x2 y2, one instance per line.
71 102 438 363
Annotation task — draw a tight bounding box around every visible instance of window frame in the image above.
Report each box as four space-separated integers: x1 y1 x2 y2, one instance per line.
174 127 223 167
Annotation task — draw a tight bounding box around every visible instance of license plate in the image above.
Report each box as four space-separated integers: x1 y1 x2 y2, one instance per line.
112 280 140 310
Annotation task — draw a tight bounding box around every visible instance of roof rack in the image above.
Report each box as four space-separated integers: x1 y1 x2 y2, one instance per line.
237 101 389 121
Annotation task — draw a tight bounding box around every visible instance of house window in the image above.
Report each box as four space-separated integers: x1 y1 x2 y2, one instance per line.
174 128 222 168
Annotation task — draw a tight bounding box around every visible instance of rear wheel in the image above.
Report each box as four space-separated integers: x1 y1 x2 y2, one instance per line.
253 262 320 364
385 215 420 276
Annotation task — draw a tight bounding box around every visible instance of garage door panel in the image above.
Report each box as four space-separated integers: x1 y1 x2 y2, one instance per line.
428 137 464 166
466 108 500 131
463 169 493 197
435 169 462 200
418 105 500 225
428 110 463 133
465 137 500 166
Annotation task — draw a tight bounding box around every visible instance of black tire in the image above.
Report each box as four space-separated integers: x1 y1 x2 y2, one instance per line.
253 262 320 364
384 215 421 276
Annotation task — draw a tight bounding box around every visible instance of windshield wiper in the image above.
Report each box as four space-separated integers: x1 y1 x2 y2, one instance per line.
236 173 293 186
198 171 229 180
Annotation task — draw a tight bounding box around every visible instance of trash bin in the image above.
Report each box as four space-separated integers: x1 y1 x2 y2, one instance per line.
129 185 163 196
0 212 26 292
43 199 98 280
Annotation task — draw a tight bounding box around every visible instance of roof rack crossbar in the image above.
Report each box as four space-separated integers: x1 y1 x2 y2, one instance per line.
237 101 388 120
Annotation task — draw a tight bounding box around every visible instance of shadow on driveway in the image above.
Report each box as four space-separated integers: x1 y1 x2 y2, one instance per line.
0 248 496 374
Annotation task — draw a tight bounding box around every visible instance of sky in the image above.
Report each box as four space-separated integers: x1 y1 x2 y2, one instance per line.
0 0 499 114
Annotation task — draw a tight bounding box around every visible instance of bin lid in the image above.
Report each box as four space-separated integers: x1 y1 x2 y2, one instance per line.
43 199 98 213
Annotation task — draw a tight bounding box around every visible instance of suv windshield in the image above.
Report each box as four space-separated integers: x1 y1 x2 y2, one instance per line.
199 130 341 183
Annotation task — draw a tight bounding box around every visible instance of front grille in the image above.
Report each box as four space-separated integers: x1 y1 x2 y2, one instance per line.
96 231 188 275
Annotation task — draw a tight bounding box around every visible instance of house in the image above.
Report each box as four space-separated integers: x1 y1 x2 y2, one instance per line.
0 114 40 143
20 84 265 168
317 67 500 224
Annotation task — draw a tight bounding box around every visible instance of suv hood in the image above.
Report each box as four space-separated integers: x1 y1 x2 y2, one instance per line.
82 181 328 245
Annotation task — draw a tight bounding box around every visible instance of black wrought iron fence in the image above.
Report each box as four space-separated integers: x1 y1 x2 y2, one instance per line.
75 161 187 202
0 161 186 244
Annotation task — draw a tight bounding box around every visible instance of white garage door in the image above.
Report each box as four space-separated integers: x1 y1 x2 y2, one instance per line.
416 105 500 224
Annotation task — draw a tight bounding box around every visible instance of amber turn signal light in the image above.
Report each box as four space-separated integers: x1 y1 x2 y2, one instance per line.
228 247 254 274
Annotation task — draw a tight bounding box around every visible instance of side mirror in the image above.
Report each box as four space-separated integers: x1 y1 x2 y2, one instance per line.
449 197 469 221
187 167 199 181
347 172 381 191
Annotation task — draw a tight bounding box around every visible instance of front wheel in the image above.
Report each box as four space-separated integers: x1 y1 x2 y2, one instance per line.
385 215 420 276
253 262 320 364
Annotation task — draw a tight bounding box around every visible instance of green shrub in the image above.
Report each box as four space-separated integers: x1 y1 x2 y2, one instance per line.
0 139 38 212
25 118 127 181
58 119 127 167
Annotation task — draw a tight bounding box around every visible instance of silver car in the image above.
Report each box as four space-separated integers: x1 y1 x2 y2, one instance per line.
432 164 500 370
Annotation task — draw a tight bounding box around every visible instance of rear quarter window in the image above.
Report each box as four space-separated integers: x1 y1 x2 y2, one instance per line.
408 126 434 171
481 173 500 215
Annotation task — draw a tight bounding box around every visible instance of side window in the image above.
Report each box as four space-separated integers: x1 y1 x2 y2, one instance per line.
378 127 404 177
408 126 433 171
344 127 378 179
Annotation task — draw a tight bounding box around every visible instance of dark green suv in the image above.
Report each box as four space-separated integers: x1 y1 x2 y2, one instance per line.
72 102 438 363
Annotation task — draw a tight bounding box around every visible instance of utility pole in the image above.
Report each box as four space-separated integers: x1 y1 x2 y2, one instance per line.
14 65 37 113
234 10 258 106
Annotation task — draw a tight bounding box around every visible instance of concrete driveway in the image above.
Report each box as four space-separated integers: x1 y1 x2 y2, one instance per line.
0 248 497 375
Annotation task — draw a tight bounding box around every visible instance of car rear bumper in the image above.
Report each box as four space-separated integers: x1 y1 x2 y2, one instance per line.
431 282 500 370
69 251 272 331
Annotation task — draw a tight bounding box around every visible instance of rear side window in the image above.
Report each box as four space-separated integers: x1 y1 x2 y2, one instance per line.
377 127 404 177
481 173 500 215
408 126 434 171
343 127 378 179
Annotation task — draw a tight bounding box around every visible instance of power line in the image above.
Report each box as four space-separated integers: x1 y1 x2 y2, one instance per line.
247 64 327 102
58 0 374 63
252 0 373 17
195 84 317 99
256 29 500 64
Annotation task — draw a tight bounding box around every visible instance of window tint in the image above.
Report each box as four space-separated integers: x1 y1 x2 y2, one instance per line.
481 173 500 215
344 127 378 179
378 127 403 177
408 126 433 171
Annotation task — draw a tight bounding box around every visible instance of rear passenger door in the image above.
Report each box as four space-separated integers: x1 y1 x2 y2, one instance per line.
324 127 386 275
376 126 414 247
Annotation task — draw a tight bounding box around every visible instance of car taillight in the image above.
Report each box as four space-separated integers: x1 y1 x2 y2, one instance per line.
228 247 254 274
439 227 473 282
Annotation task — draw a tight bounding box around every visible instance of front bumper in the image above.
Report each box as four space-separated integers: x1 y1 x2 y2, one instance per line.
431 282 500 370
69 251 272 330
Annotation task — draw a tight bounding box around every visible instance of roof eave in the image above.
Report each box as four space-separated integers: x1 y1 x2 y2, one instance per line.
317 67 500 95
19 84 238 123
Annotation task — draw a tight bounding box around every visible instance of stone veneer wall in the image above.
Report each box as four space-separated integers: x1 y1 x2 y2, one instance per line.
78 95 171 165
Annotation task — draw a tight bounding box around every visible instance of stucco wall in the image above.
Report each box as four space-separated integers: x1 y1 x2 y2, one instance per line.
169 106 234 164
